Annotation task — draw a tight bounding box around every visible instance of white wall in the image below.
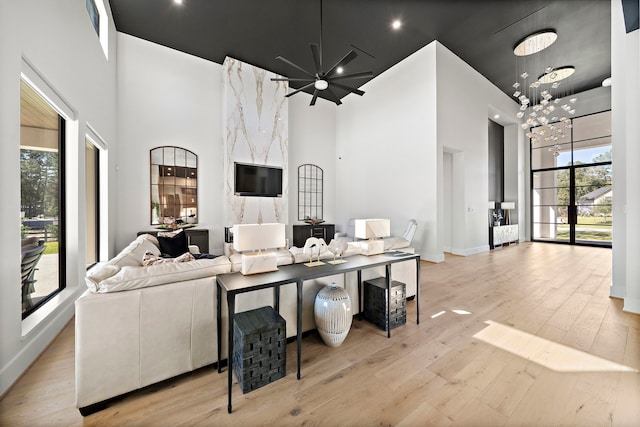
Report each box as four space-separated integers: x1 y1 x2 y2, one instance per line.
334 42 521 261
0 0 117 395
288 94 338 228
611 0 640 314
115 34 225 253
335 43 439 260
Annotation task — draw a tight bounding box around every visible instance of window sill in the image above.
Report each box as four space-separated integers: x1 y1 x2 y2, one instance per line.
21 287 79 338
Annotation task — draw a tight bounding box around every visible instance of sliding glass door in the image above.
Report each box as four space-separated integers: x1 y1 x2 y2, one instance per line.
531 111 611 247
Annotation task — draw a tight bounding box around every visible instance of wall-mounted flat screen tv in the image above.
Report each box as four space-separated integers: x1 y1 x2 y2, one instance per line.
234 162 283 197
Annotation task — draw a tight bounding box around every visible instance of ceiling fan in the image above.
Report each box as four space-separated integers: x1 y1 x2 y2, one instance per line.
270 0 374 106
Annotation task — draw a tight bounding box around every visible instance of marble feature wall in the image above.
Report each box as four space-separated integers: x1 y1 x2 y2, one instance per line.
223 57 289 225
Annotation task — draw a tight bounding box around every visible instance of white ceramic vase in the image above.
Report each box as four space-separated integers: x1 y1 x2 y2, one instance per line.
314 283 352 347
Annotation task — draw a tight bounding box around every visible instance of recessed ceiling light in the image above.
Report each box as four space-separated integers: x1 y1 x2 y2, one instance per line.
538 66 575 83
602 77 612 87
391 19 402 30
494 114 500 119
513 30 557 56
336 67 344 74
174 0 183 4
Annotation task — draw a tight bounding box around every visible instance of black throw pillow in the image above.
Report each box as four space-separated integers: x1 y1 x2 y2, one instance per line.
157 229 189 257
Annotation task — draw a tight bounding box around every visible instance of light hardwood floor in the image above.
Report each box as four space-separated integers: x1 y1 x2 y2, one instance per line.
2 242 639 426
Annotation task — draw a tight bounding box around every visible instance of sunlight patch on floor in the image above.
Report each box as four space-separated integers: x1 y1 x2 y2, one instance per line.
473 320 638 373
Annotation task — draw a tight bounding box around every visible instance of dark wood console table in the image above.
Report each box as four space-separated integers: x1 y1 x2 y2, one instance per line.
292 223 335 247
216 251 421 412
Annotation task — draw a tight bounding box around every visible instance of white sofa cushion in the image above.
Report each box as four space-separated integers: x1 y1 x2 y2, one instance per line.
109 234 161 267
96 257 231 293
85 262 121 292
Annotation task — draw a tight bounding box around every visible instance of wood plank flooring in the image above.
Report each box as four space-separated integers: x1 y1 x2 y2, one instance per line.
2 242 639 426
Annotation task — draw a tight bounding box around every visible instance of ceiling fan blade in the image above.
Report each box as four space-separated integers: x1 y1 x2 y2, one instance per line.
310 89 319 106
285 82 316 97
330 81 365 96
275 56 315 78
330 71 373 81
271 77 315 82
325 50 358 77
324 87 342 105
310 44 322 75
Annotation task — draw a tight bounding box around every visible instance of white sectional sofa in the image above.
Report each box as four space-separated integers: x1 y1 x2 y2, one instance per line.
75 227 418 414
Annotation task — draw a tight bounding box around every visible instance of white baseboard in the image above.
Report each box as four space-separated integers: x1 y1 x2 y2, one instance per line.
451 245 490 257
609 281 626 299
623 297 640 315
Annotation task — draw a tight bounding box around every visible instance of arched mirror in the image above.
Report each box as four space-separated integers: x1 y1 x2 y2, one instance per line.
150 146 198 225
298 164 323 222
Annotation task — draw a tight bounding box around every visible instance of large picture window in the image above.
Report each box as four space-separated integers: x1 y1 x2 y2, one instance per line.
20 79 66 319
530 110 612 247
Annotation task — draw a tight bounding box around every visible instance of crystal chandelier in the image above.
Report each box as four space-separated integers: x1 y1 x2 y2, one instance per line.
512 31 578 157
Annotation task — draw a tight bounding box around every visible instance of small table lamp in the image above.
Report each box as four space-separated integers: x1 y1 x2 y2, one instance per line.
500 202 515 225
354 219 390 255
233 223 286 275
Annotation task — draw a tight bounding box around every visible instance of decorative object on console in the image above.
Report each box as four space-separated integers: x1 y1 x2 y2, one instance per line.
233 223 286 275
303 218 325 225
314 282 352 347
492 211 503 227
500 201 515 225
303 237 327 267
354 218 390 255
488 201 496 227
327 239 348 265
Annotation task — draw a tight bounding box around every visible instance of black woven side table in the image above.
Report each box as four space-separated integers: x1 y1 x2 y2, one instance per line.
232 306 286 394
363 277 406 331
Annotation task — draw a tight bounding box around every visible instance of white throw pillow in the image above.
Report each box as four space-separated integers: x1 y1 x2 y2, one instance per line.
109 234 161 267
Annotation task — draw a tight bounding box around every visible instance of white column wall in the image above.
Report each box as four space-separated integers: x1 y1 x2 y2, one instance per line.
287 95 338 228
0 0 117 395
611 0 640 313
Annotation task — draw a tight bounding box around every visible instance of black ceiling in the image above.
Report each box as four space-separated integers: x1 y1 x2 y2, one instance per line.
109 0 611 105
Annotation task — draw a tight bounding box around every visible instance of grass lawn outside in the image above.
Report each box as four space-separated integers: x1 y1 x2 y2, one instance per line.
44 241 58 255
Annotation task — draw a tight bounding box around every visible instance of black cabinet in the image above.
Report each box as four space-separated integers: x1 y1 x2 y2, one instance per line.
137 228 209 254
292 224 334 248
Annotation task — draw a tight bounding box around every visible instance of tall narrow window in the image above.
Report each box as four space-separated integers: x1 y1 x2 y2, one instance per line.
86 0 99 35
86 0 109 59
20 79 66 319
85 140 100 267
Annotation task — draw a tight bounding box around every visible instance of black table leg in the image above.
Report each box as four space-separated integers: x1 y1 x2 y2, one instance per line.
386 264 391 339
216 280 222 374
416 258 420 324
227 293 235 413
274 285 280 313
296 279 303 380
357 270 362 320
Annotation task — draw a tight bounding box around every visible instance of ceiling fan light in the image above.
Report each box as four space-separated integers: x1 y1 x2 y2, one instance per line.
314 79 329 90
